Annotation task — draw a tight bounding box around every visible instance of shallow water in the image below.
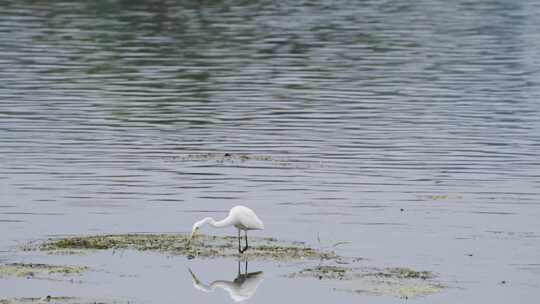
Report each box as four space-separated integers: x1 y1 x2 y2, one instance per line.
1 0 540 302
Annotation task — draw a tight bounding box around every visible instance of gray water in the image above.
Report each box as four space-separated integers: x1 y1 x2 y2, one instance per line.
1 0 540 303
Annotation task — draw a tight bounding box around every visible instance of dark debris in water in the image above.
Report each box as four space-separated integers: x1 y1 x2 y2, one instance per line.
33 233 338 261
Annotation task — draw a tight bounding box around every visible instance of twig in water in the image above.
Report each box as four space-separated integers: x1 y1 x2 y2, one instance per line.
332 241 351 248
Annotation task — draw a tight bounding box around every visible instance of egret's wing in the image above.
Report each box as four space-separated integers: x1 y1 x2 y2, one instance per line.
235 207 264 230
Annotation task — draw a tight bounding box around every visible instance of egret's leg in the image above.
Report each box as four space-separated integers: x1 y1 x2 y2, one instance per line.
241 230 249 253
238 229 242 253
239 230 249 253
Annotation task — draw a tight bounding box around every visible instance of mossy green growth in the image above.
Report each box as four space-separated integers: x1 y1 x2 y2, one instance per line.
0 263 87 279
38 233 337 261
382 267 433 279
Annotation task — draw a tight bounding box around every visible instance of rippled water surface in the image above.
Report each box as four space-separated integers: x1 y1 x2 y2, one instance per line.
1 0 540 303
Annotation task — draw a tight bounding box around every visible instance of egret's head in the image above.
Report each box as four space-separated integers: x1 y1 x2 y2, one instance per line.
190 223 200 240
189 219 205 242
186 226 197 247
188 217 213 245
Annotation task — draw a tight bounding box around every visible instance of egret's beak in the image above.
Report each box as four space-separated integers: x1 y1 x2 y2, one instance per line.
187 229 197 246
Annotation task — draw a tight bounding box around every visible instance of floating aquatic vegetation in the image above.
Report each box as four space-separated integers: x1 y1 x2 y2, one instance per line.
418 194 463 201
25 234 445 298
342 283 446 299
35 234 337 261
161 153 315 168
286 265 351 280
0 263 87 279
373 267 433 279
0 297 128 304
286 265 444 298
165 153 276 163
286 265 434 281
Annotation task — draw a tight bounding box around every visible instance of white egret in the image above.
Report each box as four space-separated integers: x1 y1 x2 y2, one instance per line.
188 261 264 302
189 205 264 253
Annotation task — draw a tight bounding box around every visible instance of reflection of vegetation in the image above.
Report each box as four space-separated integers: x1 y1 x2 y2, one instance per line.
86 62 115 74
11 0 409 127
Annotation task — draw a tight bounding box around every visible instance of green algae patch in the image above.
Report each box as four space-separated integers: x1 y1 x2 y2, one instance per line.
36 233 337 261
286 264 445 299
0 263 87 279
0 297 128 304
375 267 433 279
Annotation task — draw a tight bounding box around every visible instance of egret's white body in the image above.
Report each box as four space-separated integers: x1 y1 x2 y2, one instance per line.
190 205 264 253
188 267 264 302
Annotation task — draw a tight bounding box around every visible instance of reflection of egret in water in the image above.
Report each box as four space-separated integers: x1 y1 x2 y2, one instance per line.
188 260 264 302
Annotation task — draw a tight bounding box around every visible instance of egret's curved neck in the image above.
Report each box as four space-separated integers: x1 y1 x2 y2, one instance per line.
195 279 233 293
198 216 233 229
